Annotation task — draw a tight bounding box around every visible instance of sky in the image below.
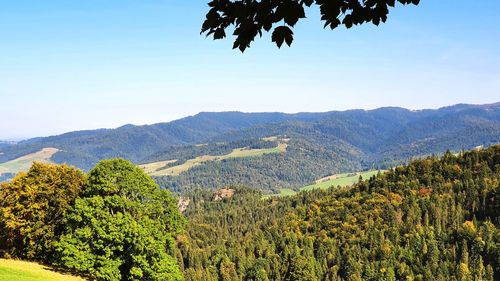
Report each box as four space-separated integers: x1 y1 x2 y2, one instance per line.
0 0 499 140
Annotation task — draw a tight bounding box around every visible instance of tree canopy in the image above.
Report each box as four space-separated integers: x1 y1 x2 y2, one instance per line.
0 162 85 260
180 145 500 280
202 0 420 52
55 159 186 281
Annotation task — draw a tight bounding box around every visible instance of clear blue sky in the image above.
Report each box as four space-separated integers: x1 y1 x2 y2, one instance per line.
1 0 499 140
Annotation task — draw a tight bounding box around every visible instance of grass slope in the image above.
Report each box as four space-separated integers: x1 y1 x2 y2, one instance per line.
142 142 288 177
138 159 178 174
0 259 85 281
300 170 382 192
0 148 59 176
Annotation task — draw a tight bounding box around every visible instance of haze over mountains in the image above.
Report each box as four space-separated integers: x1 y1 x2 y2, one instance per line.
1 103 499 191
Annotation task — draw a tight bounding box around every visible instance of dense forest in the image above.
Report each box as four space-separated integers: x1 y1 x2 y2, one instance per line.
0 145 499 280
179 145 500 281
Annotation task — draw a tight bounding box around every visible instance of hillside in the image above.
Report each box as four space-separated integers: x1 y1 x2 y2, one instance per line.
0 112 299 169
180 145 500 280
1 103 499 192
0 259 85 281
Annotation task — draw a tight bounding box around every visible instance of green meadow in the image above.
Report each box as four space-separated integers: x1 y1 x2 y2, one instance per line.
300 170 382 192
0 259 85 281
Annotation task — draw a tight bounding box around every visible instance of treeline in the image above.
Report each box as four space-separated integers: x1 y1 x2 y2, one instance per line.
0 160 185 280
179 145 500 280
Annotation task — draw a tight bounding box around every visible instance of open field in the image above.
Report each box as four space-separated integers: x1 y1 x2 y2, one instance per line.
300 170 382 192
0 148 59 176
138 159 178 174
262 188 296 200
0 259 85 281
143 140 289 177
223 142 288 158
149 155 218 176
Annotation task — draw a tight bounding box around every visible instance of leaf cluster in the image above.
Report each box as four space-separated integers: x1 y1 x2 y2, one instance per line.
201 0 420 51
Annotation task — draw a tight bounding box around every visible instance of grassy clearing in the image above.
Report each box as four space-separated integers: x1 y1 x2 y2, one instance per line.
262 188 296 199
138 159 177 174
0 259 85 281
300 170 382 192
143 140 288 177
223 143 288 159
0 148 59 176
150 155 217 176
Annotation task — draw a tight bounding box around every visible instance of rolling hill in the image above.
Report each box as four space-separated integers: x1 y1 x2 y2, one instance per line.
1 103 499 192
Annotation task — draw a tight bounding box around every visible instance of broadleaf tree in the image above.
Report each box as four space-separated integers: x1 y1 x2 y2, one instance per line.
0 162 86 260
55 158 186 281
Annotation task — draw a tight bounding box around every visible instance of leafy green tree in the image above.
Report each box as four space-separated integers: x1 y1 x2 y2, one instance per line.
202 0 420 51
55 158 186 281
0 162 85 260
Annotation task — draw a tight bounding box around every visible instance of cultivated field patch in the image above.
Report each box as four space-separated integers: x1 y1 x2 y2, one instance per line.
0 147 59 176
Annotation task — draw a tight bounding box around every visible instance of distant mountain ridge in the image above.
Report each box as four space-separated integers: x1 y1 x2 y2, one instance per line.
1 103 499 190
0 141 16 149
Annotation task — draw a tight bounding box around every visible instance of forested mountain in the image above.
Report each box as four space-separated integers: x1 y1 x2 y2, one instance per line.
155 103 500 192
0 141 15 149
1 103 499 191
0 112 301 168
180 145 500 281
